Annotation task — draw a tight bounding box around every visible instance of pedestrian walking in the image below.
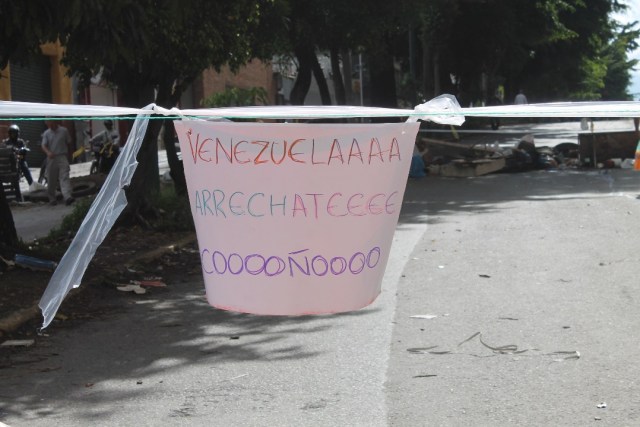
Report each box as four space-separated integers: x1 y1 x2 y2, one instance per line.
514 89 528 105
41 119 74 206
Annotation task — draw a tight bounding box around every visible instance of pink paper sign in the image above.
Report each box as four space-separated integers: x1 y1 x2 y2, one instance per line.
174 120 420 315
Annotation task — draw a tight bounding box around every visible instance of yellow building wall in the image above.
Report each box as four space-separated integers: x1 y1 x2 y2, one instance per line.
0 66 10 100
0 42 71 104
41 42 72 104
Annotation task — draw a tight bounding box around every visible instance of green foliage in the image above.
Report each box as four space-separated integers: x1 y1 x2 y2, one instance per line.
151 185 194 232
3 0 638 112
55 0 288 221
276 0 422 105
573 56 608 100
43 185 193 243
202 87 269 108
59 0 287 106
413 0 638 103
0 1 61 69
602 23 640 100
47 197 94 241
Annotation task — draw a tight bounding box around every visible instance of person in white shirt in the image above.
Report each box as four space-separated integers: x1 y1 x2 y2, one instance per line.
41 119 74 206
514 89 528 105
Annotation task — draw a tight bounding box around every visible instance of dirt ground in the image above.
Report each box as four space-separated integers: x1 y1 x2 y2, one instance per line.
0 225 201 341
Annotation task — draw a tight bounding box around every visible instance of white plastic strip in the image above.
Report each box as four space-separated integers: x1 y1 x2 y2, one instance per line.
464 101 640 118
0 100 145 117
38 105 152 329
1 99 457 120
2 97 640 121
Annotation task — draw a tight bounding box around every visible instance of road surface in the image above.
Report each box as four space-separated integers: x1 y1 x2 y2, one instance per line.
2 121 640 426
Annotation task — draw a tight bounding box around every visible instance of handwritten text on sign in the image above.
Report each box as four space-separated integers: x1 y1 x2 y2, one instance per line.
174 120 420 315
186 133 404 219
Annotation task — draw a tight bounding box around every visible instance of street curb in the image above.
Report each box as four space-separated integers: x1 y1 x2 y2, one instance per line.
0 232 197 340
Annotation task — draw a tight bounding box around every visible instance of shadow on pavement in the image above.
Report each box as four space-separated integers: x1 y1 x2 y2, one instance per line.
399 168 640 225
0 273 380 421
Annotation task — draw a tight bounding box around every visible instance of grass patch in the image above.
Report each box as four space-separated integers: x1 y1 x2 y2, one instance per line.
30 184 194 260
152 184 195 232
49 197 95 240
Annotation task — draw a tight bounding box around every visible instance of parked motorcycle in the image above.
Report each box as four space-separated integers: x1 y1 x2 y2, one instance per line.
90 135 120 175
89 120 120 175
14 144 30 179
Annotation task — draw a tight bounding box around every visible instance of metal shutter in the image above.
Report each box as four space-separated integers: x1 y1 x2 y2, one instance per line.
10 55 52 167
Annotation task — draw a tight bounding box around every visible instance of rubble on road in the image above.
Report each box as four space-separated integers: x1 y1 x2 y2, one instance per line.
411 131 636 178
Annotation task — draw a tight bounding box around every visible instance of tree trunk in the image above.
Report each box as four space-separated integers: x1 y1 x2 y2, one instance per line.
121 119 161 226
0 189 18 248
116 77 189 224
369 49 398 108
118 80 160 226
433 49 441 97
330 47 346 105
154 77 188 197
162 119 186 195
311 52 332 105
422 42 433 100
341 50 354 105
290 44 314 105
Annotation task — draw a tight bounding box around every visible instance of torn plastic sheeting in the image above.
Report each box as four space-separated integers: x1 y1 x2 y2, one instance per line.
116 284 147 294
0 98 465 121
168 98 640 120
0 100 145 117
464 101 640 118
38 106 152 329
2 98 640 122
160 94 465 123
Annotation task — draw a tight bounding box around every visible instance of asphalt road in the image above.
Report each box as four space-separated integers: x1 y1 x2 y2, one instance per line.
2 121 640 426
388 168 640 426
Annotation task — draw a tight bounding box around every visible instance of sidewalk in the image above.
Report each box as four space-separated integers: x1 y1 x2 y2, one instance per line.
13 151 173 242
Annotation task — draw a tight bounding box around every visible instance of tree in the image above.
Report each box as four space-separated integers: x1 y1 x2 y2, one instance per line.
286 0 333 105
58 0 286 222
0 1 59 70
283 0 421 107
429 0 583 104
0 186 18 249
602 23 639 100
417 0 458 101
516 0 618 101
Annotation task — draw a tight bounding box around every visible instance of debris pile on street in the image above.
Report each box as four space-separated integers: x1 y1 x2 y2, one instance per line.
413 129 638 178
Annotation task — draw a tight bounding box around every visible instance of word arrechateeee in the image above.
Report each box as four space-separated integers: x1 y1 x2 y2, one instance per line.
193 189 400 218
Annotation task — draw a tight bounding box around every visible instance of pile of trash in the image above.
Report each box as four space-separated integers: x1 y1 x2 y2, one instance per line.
409 133 632 178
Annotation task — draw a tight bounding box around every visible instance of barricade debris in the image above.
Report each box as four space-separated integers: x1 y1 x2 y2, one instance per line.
116 284 147 294
413 134 591 178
